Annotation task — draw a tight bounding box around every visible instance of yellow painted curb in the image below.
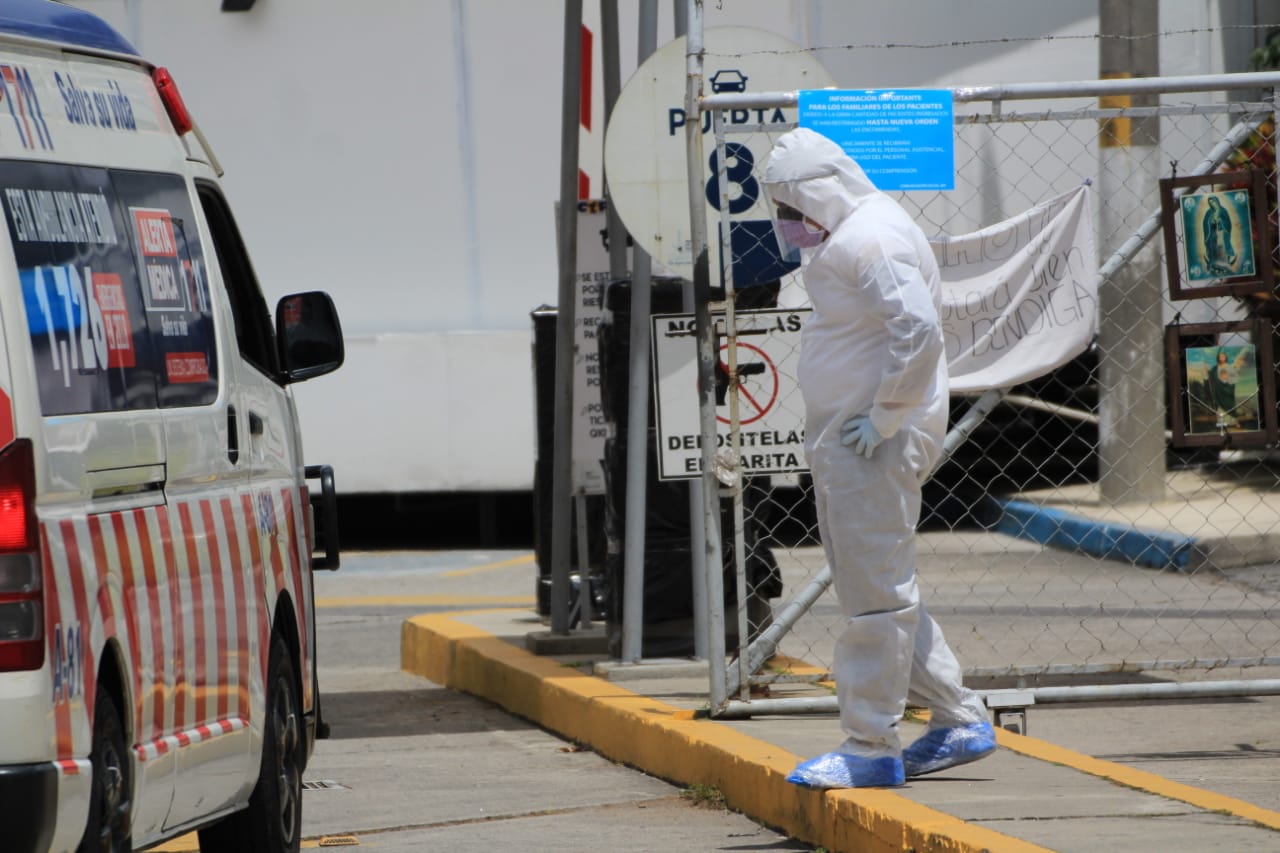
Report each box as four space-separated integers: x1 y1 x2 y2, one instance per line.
401 613 1049 853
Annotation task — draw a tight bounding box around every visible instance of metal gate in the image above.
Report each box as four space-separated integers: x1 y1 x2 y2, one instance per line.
690 71 1280 719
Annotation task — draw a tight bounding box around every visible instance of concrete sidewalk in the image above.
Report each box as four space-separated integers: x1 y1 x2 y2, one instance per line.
402 606 1280 852
400 468 1280 851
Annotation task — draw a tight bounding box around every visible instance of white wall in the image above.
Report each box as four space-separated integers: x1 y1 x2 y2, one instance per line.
62 1 1258 492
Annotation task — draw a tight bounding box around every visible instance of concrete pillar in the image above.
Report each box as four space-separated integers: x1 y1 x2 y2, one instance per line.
1097 0 1166 504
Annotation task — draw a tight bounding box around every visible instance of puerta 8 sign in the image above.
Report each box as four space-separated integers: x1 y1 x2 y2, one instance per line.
604 27 836 288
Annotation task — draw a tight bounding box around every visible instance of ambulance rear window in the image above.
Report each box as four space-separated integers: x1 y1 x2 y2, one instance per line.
0 162 218 415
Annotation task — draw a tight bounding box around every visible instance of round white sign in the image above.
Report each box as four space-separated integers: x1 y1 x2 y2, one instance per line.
604 27 836 281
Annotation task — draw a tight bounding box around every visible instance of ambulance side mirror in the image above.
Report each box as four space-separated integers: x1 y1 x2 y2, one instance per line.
276 291 344 383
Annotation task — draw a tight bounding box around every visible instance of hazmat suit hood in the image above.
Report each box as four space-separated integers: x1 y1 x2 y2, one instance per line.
763 127 878 234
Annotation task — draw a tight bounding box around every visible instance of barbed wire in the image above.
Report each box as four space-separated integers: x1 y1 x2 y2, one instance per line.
703 24 1280 58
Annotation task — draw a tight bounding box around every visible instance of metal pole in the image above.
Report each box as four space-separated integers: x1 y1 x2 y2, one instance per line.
701 73 1280 115
1024 679 1280 704
621 255 652 660
719 678 1280 719
1097 0 1165 505
550 0 584 634
619 0 659 663
674 0 708 665
710 110 751 700
684 0 727 706
601 0 628 282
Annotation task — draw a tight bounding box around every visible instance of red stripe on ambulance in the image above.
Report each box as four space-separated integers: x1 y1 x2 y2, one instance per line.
41 530 73 762
177 502 207 728
261 493 287 621
131 509 167 743
87 515 116 658
240 494 270 683
280 488 309 700
57 520 94 726
204 500 231 721
157 509 185 738
220 497 249 717
249 512 269 684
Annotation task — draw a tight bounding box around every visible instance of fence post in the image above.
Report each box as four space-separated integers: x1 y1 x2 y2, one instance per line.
683 0 728 706
1097 0 1167 504
550 0 585 633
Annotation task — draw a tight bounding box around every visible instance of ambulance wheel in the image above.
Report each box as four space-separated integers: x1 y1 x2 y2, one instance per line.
78 685 132 853
200 633 303 853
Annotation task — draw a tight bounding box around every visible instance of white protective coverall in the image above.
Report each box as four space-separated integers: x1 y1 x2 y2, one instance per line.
764 128 987 759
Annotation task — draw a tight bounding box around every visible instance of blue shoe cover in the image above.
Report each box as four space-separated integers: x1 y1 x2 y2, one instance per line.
786 752 904 789
902 721 996 777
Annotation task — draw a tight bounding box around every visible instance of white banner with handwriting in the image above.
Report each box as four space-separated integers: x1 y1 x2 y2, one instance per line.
933 185 1098 393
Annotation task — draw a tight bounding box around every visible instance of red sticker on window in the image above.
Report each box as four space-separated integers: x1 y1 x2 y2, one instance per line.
134 209 177 258
165 352 209 384
92 272 135 368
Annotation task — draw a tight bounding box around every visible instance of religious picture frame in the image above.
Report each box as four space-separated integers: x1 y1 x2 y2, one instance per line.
1159 169 1275 301
1165 319 1277 448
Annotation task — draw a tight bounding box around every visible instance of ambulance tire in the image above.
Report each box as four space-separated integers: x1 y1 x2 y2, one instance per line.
199 633 303 853
78 685 132 853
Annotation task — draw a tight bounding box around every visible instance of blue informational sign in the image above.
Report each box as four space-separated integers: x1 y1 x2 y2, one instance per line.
798 89 955 191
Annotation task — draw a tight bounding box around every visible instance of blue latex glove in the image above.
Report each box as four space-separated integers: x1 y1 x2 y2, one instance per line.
840 415 883 459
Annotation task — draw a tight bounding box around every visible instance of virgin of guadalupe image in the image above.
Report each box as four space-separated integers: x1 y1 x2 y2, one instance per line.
1202 195 1238 275
1181 189 1257 283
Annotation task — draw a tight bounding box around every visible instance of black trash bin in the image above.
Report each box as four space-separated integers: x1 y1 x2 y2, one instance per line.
530 306 607 620
597 279 782 658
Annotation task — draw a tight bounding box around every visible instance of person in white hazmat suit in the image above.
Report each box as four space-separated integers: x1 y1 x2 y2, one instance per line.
763 127 996 789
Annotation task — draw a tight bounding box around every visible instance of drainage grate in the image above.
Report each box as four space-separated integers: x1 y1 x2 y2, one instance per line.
302 779 349 791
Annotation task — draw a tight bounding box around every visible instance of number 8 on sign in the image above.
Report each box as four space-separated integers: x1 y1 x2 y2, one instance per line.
705 142 758 214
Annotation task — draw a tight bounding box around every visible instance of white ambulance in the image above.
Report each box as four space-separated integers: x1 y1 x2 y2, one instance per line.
0 2 344 851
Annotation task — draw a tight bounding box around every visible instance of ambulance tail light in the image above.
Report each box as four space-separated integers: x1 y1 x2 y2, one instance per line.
0 439 43 673
153 67 193 135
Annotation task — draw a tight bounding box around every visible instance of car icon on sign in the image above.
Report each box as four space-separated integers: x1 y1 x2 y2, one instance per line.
710 69 748 93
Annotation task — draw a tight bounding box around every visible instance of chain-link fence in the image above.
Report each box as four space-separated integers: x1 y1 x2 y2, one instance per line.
686 72 1280 718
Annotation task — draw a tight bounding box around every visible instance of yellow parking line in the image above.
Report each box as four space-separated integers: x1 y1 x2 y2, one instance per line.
316 595 535 608
440 553 535 578
996 729 1280 831
152 835 354 851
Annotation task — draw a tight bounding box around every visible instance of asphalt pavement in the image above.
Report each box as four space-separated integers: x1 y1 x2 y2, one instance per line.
154 550 807 852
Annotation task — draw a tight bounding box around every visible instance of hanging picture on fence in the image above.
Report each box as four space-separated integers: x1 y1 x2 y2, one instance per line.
1165 319 1277 448
1159 169 1274 300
